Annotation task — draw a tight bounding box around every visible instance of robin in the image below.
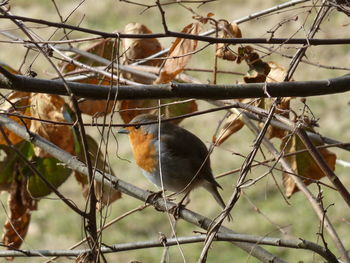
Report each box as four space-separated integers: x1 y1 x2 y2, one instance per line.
118 114 228 216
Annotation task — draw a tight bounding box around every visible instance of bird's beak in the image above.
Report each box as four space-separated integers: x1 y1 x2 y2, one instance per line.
118 128 130 134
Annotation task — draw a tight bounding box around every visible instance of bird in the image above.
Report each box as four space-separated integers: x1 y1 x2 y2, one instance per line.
118 113 228 215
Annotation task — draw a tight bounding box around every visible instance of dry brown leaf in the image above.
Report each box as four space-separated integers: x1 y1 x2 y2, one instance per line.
266 61 288 82
121 23 200 123
120 23 163 123
61 39 118 116
155 22 202 84
123 22 162 84
214 98 260 145
70 77 115 116
119 99 198 125
30 94 74 157
282 134 336 197
119 100 158 123
0 92 31 145
214 113 245 145
76 99 114 117
2 177 37 254
259 62 291 139
216 21 242 61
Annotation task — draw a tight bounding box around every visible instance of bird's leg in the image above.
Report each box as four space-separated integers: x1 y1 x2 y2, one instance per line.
170 192 191 220
145 190 165 205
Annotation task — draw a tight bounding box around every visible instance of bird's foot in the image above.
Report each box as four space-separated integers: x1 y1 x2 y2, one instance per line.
169 203 186 220
145 190 164 204
169 196 190 220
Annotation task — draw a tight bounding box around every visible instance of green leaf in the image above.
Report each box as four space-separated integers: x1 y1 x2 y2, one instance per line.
0 146 16 189
0 142 32 190
27 157 71 198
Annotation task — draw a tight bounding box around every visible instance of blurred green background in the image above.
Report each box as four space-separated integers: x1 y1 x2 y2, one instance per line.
0 0 350 262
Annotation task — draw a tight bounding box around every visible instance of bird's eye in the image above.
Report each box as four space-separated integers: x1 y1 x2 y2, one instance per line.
134 125 141 129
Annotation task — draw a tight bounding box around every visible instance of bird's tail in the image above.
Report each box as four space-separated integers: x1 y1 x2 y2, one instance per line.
203 182 232 221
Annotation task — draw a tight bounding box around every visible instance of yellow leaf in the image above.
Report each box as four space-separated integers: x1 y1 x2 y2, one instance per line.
155 22 202 84
30 94 74 157
266 61 288 83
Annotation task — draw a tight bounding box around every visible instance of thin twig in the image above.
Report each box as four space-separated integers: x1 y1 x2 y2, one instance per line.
0 233 338 262
0 113 287 263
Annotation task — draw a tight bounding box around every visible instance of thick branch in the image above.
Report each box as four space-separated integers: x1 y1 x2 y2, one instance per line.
0 67 350 100
0 114 286 263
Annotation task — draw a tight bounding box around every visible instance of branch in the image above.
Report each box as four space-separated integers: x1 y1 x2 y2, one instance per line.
241 113 350 263
0 233 338 262
0 14 349 45
208 100 350 262
0 114 286 263
132 0 311 65
0 5 100 257
296 128 350 207
1 66 350 100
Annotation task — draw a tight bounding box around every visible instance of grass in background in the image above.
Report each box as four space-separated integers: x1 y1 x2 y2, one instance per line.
0 0 349 262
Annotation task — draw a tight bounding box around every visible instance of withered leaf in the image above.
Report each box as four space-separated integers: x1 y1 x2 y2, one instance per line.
259 62 291 139
61 38 117 116
214 113 245 145
214 98 261 145
119 100 158 124
119 99 198 125
282 134 336 197
30 94 74 157
123 22 163 84
155 22 202 84
2 177 37 253
120 23 164 123
0 91 31 145
216 21 242 61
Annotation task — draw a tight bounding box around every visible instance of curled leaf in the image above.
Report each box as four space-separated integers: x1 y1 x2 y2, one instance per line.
258 62 291 139
60 38 117 116
2 177 37 253
30 94 74 157
282 134 336 197
123 22 163 84
155 22 202 84
0 91 31 145
120 23 164 123
216 21 242 61
214 98 260 145
214 113 245 145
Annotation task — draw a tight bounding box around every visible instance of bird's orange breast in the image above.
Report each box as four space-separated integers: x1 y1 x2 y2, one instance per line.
128 129 158 173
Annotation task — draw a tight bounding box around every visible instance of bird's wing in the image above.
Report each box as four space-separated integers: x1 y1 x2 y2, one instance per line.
160 125 222 189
